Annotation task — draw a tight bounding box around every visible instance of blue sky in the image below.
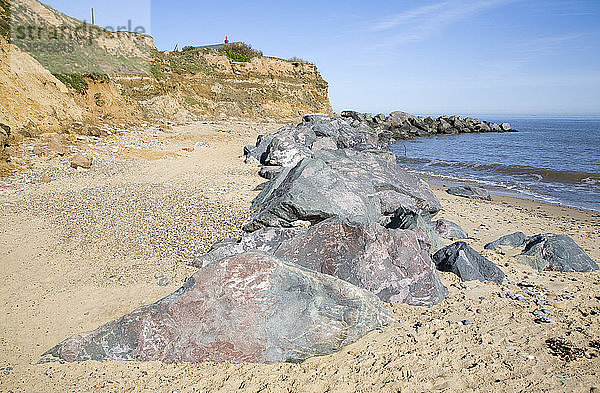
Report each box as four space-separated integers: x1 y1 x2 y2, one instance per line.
43 0 600 116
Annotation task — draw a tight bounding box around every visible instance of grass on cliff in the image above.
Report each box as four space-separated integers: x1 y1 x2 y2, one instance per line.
184 96 208 108
53 72 109 94
53 73 88 94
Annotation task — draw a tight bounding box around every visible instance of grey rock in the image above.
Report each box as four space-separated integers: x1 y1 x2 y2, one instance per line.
446 186 492 201
303 117 379 150
519 234 598 272
245 149 441 231
485 232 529 250
387 209 445 255
264 136 312 167
501 123 512 131
311 137 338 152
303 113 332 123
340 111 365 122
432 219 469 239
193 227 306 268
42 252 392 364
433 242 505 284
274 218 448 306
258 165 284 180
245 133 275 164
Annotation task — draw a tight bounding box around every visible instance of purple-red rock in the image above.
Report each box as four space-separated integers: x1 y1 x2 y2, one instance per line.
274 219 448 306
42 252 392 364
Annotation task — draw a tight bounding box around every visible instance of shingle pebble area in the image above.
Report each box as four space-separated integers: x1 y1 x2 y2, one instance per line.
0 122 259 287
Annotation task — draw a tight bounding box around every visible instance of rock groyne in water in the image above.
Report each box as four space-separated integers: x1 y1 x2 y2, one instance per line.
340 110 515 140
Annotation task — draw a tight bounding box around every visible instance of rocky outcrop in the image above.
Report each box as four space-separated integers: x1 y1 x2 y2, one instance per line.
43 252 392 364
446 186 493 201
340 110 515 140
433 242 505 284
518 234 598 272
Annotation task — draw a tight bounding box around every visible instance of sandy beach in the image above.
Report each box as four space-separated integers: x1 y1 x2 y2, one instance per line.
1 121 599 392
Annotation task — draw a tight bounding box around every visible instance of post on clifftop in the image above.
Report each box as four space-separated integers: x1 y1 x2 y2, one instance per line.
225 36 229 44
91 8 95 25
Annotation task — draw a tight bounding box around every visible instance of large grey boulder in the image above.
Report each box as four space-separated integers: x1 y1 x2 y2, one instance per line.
42 252 392 364
303 116 380 150
518 234 598 272
274 219 448 306
433 242 505 284
446 186 492 201
245 133 275 164
245 115 388 166
244 149 441 232
484 232 529 250
432 219 469 239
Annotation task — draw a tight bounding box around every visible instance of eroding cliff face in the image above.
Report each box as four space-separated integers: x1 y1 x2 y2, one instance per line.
0 35 84 132
116 50 333 122
1 0 333 128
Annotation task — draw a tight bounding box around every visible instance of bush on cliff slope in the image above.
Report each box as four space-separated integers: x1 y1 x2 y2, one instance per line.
220 42 262 62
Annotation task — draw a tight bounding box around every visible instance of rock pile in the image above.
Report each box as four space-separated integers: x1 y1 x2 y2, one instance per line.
45 114 510 365
340 110 515 140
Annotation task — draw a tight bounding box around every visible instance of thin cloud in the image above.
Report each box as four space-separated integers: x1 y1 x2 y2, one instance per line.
514 33 589 55
371 2 450 31
372 0 517 47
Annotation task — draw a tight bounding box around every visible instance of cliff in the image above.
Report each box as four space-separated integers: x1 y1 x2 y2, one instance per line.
117 48 332 122
0 0 332 129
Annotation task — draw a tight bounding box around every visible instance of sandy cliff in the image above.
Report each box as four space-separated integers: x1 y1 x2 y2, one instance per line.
0 0 333 129
117 49 333 122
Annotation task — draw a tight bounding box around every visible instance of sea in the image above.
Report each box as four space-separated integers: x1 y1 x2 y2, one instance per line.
390 117 600 213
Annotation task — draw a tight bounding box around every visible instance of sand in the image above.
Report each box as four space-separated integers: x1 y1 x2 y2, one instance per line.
0 121 599 392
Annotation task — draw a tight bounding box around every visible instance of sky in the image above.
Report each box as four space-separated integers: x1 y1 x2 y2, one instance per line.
43 0 600 116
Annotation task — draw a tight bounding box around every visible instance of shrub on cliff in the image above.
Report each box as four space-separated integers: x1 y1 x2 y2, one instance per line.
220 42 262 62
288 57 312 65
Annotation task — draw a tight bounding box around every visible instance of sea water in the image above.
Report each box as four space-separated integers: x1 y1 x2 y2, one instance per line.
391 117 600 212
